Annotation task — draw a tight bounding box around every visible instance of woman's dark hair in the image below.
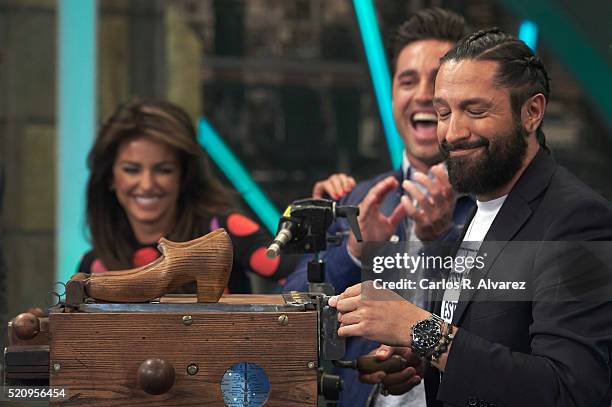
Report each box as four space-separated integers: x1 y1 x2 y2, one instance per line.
440 28 551 150
388 7 468 75
87 99 236 269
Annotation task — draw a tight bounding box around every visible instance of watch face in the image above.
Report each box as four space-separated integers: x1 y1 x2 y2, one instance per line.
412 319 441 351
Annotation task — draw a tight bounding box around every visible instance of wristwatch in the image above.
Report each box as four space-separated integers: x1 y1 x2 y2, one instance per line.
410 314 453 362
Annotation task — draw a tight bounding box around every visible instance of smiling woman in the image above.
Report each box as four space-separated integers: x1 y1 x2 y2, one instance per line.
77 99 295 293
112 137 182 243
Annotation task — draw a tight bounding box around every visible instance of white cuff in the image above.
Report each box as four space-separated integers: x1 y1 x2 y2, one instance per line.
346 244 362 267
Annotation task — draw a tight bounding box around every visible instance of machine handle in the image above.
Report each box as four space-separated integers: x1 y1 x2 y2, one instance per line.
333 354 408 374
357 354 408 374
336 205 362 242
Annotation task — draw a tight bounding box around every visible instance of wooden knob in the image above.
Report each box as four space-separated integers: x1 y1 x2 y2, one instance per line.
137 358 175 395
25 307 46 317
13 313 40 340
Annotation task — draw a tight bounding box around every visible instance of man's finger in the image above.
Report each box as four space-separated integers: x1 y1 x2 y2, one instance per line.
359 371 386 385
387 202 409 231
417 171 452 208
394 347 423 367
413 172 450 209
381 366 418 386
412 172 439 198
386 374 422 395
362 176 399 209
338 310 362 325
430 163 449 184
399 195 423 223
338 321 365 337
430 164 454 200
375 345 396 360
403 180 433 212
335 296 362 314
340 283 363 299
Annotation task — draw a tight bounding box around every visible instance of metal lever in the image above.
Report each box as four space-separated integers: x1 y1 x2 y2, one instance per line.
335 205 362 242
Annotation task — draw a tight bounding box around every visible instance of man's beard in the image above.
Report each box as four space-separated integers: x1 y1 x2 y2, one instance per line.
440 123 527 196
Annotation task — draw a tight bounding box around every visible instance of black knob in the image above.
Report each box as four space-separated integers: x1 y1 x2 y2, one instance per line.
137 358 175 395
320 372 343 401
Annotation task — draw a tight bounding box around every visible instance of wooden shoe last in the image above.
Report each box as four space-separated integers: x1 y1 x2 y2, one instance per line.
71 229 233 303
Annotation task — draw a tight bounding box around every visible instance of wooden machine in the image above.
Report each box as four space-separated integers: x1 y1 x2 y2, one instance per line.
4 229 345 406
5 200 408 406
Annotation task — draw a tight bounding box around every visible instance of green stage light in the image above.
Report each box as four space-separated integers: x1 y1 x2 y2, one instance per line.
197 118 280 234
518 20 538 51
57 0 97 283
353 0 404 169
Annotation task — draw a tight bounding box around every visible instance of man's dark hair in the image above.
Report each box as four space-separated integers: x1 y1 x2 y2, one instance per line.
440 28 551 150
388 8 468 75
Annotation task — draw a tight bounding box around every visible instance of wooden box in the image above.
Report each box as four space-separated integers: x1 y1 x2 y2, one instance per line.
48 295 318 406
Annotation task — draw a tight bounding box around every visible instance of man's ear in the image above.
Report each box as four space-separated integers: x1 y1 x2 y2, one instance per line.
521 93 546 134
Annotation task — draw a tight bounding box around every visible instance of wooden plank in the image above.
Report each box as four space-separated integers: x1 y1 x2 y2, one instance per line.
160 294 286 305
50 310 318 406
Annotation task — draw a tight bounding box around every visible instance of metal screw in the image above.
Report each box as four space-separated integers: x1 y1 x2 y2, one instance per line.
53 363 61 372
187 364 199 375
307 361 315 369
182 315 193 326
278 314 289 326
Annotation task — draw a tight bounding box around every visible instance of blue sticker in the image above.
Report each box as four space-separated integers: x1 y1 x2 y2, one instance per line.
220 362 270 406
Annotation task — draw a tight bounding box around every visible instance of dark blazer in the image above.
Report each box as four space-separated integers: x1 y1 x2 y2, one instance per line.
427 149 612 407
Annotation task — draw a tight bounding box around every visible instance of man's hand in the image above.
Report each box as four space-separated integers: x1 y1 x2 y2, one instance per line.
347 176 408 259
359 345 425 396
312 173 356 200
328 281 430 346
400 163 456 241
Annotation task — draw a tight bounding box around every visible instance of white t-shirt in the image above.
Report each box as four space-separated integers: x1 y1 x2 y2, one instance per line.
440 195 507 323
375 197 507 407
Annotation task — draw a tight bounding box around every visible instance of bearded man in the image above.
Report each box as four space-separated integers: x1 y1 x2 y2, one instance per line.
330 28 612 407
